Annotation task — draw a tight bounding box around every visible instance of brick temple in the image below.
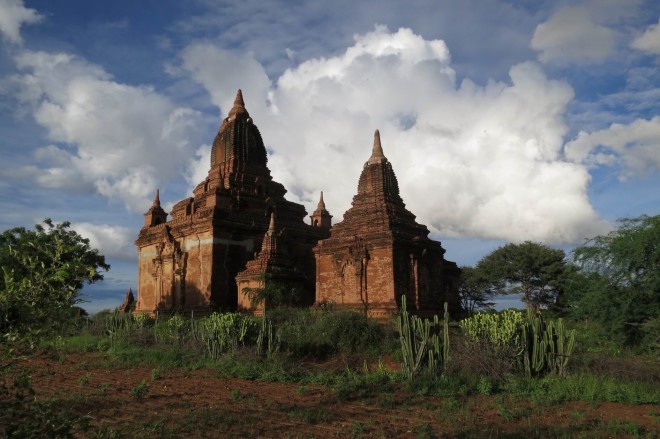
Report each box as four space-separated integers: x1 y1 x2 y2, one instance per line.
134 90 460 317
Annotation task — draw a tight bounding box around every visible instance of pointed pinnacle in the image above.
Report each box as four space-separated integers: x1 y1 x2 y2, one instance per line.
228 89 250 119
318 191 326 209
153 189 161 207
368 129 385 163
234 89 244 107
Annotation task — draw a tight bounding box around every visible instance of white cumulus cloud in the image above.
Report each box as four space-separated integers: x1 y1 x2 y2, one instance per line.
10 50 209 211
632 18 660 54
565 116 660 178
0 0 42 44
70 222 136 261
531 5 617 64
181 26 609 244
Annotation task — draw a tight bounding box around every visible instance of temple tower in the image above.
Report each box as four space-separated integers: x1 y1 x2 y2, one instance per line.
313 130 461 317
143 190 167 228
310 192 332 229
135 90 328 316
236 213 308 314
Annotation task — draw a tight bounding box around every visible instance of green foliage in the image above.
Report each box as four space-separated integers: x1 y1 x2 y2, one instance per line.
130 379 150 399
151 367 162 381
255 316 279 357
193 313 255 359
458 309 576 379
476 376 493 395
477 241 568 312
505 373 660 404
283 404 333 424
1 366 88 437
521 313 576 378
568 214 660 348
0 219 109 343
242 277 305 313
270 307 387 358
133 312 154 328
397 296 450 379
458 266 495 315
459 309 526 348
103 310 138 346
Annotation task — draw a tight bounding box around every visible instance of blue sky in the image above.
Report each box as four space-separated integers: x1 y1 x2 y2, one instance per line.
1 0 658 313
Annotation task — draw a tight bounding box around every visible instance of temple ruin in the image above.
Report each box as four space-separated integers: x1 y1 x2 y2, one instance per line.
134 90 460 317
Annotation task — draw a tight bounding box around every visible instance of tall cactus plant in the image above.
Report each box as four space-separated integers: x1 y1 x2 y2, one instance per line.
521 312 576 377
397 296 450 379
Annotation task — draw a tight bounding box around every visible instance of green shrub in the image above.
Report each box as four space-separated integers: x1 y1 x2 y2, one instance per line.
459 309 526 348
130 379 150 399
504 373 660 404
194 313 255 359
270 307 386 359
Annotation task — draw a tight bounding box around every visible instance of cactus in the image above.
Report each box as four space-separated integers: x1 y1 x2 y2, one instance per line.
397 296 450 379
521 313 576 377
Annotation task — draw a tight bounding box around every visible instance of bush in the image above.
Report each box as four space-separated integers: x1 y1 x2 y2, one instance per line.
1 219 109 344
459 309 525 349
448 336 521 383
194 313 256 359
272 308 387 358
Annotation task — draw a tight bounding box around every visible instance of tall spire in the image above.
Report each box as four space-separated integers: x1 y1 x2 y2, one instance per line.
358 130 401 196
368 129 386 164
210 88 266 168
152 189 161 207
317 191 326 209
228 89 250 120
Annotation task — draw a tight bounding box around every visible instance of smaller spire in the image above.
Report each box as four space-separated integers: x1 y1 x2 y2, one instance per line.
317 191 326 209
368 129 386 164
310 191 332 228
153 189 161 207
143 188 167 228
228 89 250 120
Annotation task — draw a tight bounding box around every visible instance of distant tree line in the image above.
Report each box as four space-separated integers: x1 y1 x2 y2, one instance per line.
458 214 659 350
1 215 657 352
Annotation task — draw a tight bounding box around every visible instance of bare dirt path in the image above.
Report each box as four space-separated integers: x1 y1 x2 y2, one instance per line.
6 352 659 438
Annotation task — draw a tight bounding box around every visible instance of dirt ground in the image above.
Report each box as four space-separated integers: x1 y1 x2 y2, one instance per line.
5 352 659 438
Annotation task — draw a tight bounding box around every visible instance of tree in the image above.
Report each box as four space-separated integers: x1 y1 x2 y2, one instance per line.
458 266 495 316
568 215 660 347
0 219 109 342
476 241 568 312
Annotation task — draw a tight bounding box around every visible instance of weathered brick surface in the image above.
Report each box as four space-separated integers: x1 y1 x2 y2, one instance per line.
313 130 461 317
135 90 326 316
134 93 459 317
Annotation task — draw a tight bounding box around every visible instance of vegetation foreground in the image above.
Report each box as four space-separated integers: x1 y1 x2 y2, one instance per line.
1 307 659 438
1 215 658 437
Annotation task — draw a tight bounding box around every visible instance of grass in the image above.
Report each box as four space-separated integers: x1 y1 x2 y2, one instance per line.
9 308 659 438
38 310 660 408
281 404 334 424
504 373 660 404
130 379 150 399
